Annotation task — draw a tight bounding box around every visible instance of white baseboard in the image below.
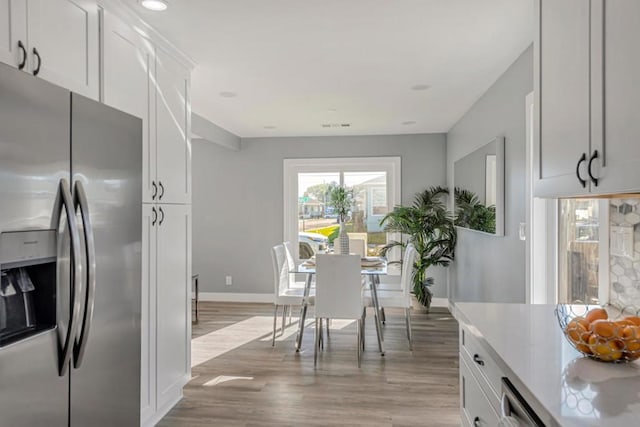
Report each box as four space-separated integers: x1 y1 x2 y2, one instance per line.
431 297 449 308
198 293 449 308
142 374 189 427
199 292 273 303
142 390 183 427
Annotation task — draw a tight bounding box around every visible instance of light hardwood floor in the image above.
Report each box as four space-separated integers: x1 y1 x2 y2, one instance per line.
159 302 460 426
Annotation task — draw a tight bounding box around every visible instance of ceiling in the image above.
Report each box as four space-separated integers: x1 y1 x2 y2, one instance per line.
136 0 533 138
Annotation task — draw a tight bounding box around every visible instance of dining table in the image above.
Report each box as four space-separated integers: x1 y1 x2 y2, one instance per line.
291 256 387 356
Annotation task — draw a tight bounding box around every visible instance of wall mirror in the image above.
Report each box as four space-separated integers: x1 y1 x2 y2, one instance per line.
454 136 505 236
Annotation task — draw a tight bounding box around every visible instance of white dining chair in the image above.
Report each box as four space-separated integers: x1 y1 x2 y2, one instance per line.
271 244 313 346
375 244 415 292
364 243 417 350
314 254 365 367
348 237 366 257
283 241 306 290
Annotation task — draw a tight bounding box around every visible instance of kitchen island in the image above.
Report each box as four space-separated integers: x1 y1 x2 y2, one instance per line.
454 303 640 426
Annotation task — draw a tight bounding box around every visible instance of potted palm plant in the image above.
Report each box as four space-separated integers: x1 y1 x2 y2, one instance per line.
454 187 496 233
380 186 457 311
328 185 354 254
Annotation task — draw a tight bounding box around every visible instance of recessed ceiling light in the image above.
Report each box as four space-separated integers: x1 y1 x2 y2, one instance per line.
411 84 430 91
402 121 417 125
263 125 276 130
219 91 237 98
140 0 168 11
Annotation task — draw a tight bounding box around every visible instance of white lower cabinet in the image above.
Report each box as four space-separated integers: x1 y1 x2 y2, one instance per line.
460 356 499 427
142 203 191 426
459 324 504 427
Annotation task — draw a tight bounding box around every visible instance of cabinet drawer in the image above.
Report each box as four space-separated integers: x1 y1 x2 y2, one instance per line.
460 325 504 400
460 355 500 427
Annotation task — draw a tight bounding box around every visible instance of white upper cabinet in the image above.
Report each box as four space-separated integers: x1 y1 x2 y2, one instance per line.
0 0 26 69
534 0 591 198
102 10 156 203
25 0 99 99
535 0 640 197
593 0 640 195
155 47 191 205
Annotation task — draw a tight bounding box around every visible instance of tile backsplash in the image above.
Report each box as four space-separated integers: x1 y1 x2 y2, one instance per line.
609 198 640 306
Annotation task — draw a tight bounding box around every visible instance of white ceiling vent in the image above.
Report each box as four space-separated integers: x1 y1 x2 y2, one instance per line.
321 123 351 128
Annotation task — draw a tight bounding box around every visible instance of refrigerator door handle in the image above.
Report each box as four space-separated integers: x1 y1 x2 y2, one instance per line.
72 180 96 368
51 178 83 376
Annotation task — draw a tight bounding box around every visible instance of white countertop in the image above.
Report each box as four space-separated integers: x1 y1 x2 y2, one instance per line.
454 303 640 427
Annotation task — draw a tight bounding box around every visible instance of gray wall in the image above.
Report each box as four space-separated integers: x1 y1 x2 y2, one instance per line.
446 45 533 303
193 134 448 297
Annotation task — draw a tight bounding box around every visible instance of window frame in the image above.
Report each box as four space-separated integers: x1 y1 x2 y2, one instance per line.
283 156 401 264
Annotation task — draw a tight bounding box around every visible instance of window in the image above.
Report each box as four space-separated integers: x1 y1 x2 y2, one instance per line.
557 199 609 304
284 157 401 265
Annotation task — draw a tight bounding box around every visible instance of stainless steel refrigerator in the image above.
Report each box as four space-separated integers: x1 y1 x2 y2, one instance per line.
0 62 141 426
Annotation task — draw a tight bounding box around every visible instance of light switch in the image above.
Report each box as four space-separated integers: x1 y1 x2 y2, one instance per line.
519 223 526 241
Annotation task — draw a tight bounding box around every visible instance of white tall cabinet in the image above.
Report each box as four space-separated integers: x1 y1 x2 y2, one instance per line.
155 48 192 205
155 204 191 413
1 3 193 426
101 8 192 427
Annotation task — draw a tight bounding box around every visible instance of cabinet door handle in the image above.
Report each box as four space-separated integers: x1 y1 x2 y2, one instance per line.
158 206 165 226
588 150 599 187
473 354 485 366
473 416 480 427
158 181 164 200
151 207 157 226
17 41 27 70
152 181 157 200
575 153 587 188
32 47 41 76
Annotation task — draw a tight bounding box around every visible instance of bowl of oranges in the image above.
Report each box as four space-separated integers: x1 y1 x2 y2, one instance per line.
556 304 640 363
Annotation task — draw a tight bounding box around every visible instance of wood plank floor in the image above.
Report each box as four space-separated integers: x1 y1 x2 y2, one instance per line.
159 302 460 427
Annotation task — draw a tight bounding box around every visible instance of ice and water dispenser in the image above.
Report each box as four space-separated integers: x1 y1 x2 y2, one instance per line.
0 230 57 347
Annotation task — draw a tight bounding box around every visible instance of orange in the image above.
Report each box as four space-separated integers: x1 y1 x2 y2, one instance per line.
590 320 623 339
585 308 608 323
616 319 635 327
566 317 591 345
576 339 592 355
622 326 640 354
622 325 640 340
623 316 640 327
588 335 624 362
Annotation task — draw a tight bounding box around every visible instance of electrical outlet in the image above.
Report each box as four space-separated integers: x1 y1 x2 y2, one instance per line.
225 275 232 286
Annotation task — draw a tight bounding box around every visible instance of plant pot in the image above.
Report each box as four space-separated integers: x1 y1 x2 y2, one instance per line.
410 294 429 314
338 222 349 254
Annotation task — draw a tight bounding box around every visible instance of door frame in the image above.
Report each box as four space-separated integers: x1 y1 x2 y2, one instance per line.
526 91 558 304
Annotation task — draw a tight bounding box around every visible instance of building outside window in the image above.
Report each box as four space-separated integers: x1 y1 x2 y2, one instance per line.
284 157 401 265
